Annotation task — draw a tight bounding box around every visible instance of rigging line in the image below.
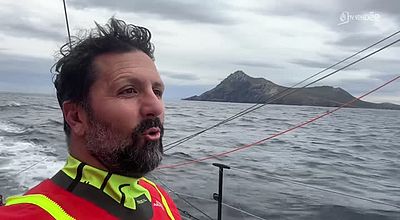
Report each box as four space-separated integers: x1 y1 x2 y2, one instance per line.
165 37 400 152
172 191 268 220
153 171 268 220
156 162 400 211
13 1 72 177
158 74 400 169
177 207 201 220
221 37 400 133
230 37 400 116
164 31 400 152
15 158 48 176
62 0 72 49
230 166 400 209
164 153 389 189
149 173 214 220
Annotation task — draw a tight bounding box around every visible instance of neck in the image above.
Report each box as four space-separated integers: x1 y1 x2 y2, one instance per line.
68 138 108 171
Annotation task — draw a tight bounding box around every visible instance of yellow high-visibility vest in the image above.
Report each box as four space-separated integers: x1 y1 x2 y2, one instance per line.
6 194 75 220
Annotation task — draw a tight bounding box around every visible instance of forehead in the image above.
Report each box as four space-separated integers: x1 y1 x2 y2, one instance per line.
91 51 161 83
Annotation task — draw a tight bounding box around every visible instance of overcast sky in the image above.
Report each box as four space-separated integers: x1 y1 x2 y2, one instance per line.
0 0 399 103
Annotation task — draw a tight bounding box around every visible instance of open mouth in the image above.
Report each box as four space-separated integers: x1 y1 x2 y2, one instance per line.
142 127 161 141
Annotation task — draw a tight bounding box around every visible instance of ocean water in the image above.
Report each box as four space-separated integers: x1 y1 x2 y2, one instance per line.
0 92 399 220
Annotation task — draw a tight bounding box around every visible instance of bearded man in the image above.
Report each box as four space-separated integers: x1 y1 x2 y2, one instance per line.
0 17 181 220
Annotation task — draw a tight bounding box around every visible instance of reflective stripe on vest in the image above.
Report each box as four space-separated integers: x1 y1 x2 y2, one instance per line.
5 194 75 220
142 178 175 220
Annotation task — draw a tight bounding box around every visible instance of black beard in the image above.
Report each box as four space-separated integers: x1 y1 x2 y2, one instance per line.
112 135 163 177
111 118 164 177
86 116 164 178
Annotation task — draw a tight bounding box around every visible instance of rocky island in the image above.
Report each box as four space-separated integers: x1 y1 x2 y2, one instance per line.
184 71 400 110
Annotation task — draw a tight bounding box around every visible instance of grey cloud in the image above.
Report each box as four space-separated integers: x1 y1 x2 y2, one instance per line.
326 74 399 96
337 0 400 21
2 21 64 41
0 6 65 41
253 0 400 34
291 59 332 69
68 0 235 24
290 58 359 71
358 58 400 73
0 53 54 93
233 60 283 69
371 73 400 82
329 33 400 48
257 2 326 18
292 50 400 73
161 71 200 81
253 1 344 27
0 52 54 76
319 53 400 73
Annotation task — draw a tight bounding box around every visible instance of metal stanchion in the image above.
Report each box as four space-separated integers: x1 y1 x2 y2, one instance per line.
212 163 230 220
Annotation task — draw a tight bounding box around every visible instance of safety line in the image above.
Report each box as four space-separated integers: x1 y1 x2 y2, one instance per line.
230 166 400 209
164 151 395 197
157 155 400 211
15 157 49 176
177 207 201 220
159 74 400 169
173 191 268 220
157 158 400 210
152 171 269 220
164 32 400 152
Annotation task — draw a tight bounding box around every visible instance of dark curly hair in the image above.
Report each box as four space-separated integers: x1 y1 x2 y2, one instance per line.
53 17 154 138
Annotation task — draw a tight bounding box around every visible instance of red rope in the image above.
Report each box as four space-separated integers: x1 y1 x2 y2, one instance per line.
159 75 400 169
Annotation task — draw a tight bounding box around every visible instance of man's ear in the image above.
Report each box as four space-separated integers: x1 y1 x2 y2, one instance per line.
62 101 89 137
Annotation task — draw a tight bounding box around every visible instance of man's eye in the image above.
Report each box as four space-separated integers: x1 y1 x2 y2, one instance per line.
120 88 137 95
153 89 163 98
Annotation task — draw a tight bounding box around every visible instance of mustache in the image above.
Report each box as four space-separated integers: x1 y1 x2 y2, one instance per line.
134 117 164 135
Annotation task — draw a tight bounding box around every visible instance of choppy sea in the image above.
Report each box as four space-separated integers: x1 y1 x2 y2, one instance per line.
0 92 399 220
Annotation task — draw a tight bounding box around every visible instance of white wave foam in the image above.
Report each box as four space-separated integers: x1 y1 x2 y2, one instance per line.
3 101 21 107
0 136 64 190
0 121 25 134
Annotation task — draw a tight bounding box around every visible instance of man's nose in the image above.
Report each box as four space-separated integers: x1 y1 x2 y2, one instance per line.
140 90 164 118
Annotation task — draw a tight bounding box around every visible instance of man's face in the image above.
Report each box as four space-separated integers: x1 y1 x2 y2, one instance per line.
84 51 165 177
